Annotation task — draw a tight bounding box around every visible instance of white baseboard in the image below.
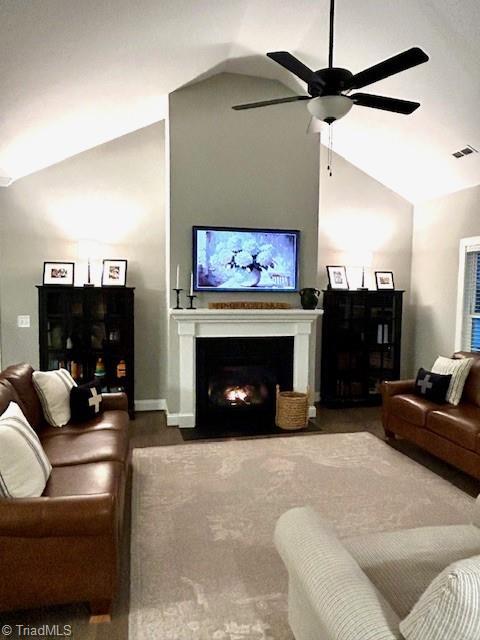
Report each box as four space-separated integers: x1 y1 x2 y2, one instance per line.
167 412 195 428
135 399 168 412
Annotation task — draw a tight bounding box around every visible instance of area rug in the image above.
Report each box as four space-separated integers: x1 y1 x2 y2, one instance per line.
129 432 475 640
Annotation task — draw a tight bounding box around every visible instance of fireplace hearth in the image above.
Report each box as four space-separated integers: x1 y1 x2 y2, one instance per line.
196 337 294 429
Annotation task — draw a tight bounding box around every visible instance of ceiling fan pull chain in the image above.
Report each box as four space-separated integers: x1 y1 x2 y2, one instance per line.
327 125 333 177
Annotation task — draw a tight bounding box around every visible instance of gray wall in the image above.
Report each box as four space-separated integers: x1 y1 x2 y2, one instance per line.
0 69 423 408
317 148 414 379
168 72 320 411
411 184 480 372
0 121 167 401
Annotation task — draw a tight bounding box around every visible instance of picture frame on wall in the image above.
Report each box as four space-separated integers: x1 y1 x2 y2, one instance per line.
43 261 75 286
326 265 349 290
102 259 127 287
375 271 395 290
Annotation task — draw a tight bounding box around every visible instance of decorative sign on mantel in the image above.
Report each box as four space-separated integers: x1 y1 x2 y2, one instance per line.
208 301 292 310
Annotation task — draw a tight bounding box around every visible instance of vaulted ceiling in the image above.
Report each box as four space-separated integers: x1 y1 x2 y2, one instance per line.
1 0 479 202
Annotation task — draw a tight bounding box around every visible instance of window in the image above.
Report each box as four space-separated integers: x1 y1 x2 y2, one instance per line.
455 237 480 351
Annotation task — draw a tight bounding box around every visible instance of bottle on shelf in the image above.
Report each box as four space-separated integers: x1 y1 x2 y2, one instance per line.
116 359 126 379
109 359 127 392
94 356 106 390
70 361 79 380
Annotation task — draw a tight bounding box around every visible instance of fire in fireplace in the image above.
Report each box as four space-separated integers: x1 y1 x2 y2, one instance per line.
223 386 253 405
209 366 270 408
196 337 294 429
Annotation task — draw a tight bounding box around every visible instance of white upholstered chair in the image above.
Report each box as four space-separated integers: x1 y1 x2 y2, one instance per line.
275 496 480 640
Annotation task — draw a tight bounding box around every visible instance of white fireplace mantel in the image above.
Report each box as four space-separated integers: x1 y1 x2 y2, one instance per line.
168 308 323 428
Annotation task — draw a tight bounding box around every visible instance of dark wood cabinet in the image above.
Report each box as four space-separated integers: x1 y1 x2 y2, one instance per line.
38 286 135 417
321 290 403 406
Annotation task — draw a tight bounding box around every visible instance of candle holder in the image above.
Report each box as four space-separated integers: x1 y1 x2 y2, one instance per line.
173 288 183 310
187 294 197 310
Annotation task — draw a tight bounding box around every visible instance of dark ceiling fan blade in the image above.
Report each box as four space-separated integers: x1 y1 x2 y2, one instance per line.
232 96 310 111
351 93 420 114
350 47 429 90
267 51 323 86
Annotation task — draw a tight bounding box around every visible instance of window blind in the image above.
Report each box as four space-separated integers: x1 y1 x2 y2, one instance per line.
462 250 480 351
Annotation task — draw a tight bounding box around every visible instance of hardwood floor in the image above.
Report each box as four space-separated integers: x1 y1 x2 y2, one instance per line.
131 407 480 497
0 406 478 639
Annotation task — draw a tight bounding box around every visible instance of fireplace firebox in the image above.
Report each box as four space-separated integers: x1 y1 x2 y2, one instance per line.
196 337 294 429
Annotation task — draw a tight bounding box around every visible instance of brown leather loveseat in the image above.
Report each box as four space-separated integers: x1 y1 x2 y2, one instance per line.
0 363 130 621
382 351 480 480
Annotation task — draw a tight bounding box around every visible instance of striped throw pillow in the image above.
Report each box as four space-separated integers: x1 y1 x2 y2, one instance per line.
400 555 480 640
32 368 77 427
0 401 52 497
431 356 474 405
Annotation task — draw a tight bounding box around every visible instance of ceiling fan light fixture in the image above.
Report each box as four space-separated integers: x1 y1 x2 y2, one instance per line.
307 95 353 123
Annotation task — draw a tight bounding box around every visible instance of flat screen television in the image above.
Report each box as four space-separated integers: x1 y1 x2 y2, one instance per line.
193 225 300 292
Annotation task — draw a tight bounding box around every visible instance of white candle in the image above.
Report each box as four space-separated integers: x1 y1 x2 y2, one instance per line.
190 272 194 296
176 264 180 289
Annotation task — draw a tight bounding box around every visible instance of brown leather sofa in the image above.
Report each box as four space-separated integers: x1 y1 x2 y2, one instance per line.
0 363 130 621
382 351 480 480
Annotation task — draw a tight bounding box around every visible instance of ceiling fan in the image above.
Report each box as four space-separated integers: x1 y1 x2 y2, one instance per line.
232 0 429 124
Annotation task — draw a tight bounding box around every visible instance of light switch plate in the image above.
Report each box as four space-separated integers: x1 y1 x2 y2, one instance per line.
17 315 30 328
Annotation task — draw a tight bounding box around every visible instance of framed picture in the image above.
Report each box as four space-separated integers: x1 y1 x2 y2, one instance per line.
375 271 395 290
102 259 127 287
43 262 75 286
326 265 349 290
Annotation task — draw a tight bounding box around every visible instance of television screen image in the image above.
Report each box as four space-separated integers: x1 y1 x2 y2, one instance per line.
193 226 299 292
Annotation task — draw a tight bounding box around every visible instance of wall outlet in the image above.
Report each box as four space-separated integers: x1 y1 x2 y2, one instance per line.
17 315 30 328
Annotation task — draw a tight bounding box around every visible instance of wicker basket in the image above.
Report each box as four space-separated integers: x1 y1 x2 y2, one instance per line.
275 385 309 430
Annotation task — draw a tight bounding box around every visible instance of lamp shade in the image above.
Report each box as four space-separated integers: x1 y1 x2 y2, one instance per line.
307 95 353 123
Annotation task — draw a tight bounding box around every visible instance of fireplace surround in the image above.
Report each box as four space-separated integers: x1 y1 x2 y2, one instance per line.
169 308 323 428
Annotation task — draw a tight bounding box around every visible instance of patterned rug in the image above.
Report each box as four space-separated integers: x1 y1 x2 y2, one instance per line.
129 432 474 640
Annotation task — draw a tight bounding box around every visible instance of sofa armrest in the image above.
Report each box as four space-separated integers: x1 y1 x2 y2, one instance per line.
473 495 480 528
382 379 416 399
102 392 128 412
275 507 402 640
0 493 115 538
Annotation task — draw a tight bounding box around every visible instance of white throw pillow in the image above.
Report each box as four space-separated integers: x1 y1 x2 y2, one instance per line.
32 368 77 427
400 555 480 640
0 401 52 497
431 356 474 405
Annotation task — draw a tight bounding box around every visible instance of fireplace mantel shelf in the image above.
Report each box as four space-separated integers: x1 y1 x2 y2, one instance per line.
168 307 323 428
170 308 323 322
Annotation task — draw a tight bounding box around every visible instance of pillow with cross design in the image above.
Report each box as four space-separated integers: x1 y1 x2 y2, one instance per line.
414 368 452 404
70 380 103 423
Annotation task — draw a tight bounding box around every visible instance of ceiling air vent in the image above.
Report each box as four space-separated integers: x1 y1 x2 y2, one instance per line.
0 175 13 187
452 145 478 158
